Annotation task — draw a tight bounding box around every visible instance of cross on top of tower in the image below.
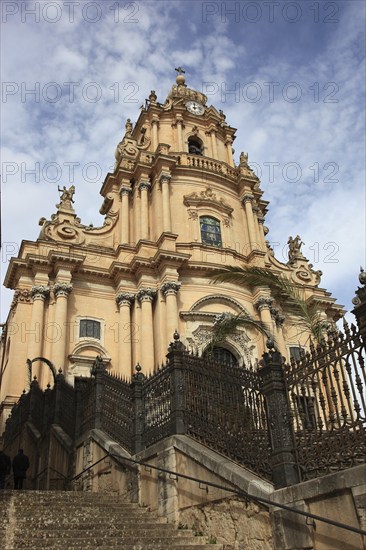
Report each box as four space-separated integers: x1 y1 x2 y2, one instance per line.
175 66 186 86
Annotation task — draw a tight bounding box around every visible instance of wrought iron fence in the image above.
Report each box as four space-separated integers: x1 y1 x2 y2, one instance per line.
3 316 366 488
284 321 366 480
100 372 134 454
142 365 173 448
182 353 271 478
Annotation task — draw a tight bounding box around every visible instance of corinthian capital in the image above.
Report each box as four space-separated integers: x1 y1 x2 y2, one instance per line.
31 286 50 301
119 185 132 197
159 173 171 186
254 296 274 311
54 283 73 298
160 281 181 297
138 181 151 192
137 288 157 303
116 292 135 307
242 193 254 204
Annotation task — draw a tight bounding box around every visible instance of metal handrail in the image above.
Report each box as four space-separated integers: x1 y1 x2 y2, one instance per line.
70 454 111 483
40 449 366 536
95 451 366 537
33 465 68 481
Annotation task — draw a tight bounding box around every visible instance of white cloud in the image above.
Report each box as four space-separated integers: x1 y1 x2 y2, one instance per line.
1 0 365 324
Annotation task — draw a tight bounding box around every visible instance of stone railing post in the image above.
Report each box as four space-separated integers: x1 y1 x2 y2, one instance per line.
166 331 187 436
54 369 65 425
91 356 107 431
259 344 300 489
131 364 145 454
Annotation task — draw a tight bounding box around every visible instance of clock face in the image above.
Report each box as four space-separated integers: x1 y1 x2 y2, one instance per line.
186 101 205 115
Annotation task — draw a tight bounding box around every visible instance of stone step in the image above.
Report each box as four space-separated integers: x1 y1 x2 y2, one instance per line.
10 536 216 548
9 526 194 537
4 547 222 550
0 491 224 550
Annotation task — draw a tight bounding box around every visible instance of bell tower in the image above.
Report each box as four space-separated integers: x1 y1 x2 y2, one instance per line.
1 70 343 426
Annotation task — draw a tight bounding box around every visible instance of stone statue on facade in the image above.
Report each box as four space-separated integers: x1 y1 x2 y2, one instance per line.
57 185 75 209
288 235 304 261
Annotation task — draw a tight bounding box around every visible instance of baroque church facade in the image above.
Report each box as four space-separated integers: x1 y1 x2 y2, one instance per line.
0 71 342 431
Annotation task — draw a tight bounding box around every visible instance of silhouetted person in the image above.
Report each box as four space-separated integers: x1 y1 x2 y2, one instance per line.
12 449 30 490
0 449 11 489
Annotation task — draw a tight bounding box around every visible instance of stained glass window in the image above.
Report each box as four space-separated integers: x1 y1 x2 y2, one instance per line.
200 216 222 247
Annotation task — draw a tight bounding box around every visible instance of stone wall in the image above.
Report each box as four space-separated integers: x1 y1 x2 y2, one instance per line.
74 431 366 550
179 497 273 550
271 464 366 550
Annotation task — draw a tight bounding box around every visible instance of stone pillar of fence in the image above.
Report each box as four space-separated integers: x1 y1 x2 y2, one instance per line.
91 356 107 431
166 331 187 436
352 268 366 340
54 369 65 425
259 345 300 489
131 364 145 454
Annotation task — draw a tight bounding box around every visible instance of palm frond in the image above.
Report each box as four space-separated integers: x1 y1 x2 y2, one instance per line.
208 266 324 343
206 313 276 356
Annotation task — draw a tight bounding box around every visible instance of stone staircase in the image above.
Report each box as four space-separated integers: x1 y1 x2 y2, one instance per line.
0 491 223 550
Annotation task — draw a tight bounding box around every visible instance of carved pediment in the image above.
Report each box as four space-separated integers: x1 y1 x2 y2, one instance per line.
183 186 233 216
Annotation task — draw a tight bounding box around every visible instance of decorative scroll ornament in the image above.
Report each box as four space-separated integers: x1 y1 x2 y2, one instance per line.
54 283 73 298
116 292 135 307
31 286 50 300
160 281 181 296
183 186 233 216
136 288 157 303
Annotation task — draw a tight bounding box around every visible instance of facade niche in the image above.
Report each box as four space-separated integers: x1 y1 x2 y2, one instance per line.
188 136 203 155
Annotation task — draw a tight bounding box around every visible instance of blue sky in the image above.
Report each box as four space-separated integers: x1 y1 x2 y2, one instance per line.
1 0 365 322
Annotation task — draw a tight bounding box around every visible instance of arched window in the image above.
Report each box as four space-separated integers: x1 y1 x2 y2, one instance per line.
200 216 222 247
203 346 239 367
188 136 203 155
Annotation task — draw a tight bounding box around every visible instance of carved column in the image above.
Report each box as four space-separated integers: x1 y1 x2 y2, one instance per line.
242 194 257 250
225 136 234 166
139 181 151 240
161 282 181 350
137 289 156 373
28 286 50 379
210 130 218 159
119 186 131 245
254 296 274 351
52 283 72 373
151 118 159 151
115 292 135 377
159 174 172 233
